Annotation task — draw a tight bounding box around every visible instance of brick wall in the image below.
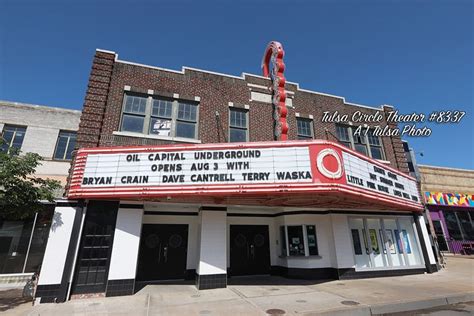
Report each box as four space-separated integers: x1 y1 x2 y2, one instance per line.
77 50 116 148
70 49 410 191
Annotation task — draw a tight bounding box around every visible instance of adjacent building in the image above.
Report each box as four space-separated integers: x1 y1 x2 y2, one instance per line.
0 101 80 284
419 165 474 255
35 48 437 303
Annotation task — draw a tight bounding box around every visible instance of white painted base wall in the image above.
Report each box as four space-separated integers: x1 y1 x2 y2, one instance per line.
197 211 227 275
108 208 143 280
100 202 430 283
38 206 79 286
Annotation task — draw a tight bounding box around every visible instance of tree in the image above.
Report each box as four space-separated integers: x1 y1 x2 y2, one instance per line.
0 144 62 219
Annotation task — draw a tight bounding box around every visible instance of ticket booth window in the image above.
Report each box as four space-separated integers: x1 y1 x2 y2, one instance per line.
280 225 319 257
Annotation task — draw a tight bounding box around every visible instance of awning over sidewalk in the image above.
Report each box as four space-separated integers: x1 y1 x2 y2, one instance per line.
68 140 422 212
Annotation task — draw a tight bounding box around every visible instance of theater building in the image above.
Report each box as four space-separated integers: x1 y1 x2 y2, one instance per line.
35 46 437 303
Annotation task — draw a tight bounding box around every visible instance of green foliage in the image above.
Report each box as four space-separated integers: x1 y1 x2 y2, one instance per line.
0 145 62 219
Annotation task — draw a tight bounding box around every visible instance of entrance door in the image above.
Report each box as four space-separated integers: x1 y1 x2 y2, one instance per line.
136 224 188 281
230 225 270 276
71 201 118 295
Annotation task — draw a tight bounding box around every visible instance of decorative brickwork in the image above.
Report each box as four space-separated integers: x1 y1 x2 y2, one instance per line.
66 50 115 194
78 51 115 148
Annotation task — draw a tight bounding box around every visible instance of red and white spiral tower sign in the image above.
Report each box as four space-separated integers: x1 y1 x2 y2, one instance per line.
262 41 288 141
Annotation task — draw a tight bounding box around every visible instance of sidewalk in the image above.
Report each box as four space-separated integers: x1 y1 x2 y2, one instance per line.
3 256 473 315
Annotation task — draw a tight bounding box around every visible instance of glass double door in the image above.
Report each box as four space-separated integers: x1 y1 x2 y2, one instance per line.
349 217 423 270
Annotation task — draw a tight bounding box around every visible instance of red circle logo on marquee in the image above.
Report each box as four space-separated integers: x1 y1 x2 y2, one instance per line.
316 148 343 179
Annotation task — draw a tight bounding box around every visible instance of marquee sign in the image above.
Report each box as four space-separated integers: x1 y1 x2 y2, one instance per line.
69 140 422 211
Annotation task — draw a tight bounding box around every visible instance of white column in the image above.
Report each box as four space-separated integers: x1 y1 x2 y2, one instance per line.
196 209 227 289
105 207 143 297
330 214 355 269
38 206 78 286
108 208 143 281
417 215 437 265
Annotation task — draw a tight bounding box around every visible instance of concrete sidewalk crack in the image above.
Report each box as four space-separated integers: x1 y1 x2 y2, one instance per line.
229 287 268 315
146 294 150 316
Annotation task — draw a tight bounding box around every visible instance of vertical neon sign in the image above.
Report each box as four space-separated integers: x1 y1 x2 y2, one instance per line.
262 41 288 141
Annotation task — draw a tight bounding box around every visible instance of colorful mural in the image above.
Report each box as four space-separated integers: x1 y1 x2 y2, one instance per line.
425 192 474 207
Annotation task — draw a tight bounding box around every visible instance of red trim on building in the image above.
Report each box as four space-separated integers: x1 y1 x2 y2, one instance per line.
68 140 422 212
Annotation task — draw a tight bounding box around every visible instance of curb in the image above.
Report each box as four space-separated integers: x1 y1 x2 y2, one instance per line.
306 292 474 316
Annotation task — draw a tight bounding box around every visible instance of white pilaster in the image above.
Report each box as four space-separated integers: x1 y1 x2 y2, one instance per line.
108 208 143 280
197 210 227 275
38 206 78 285
418 215 437 265
330 214 355 269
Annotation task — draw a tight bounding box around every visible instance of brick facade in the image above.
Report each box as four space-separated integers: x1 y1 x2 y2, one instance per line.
69 49 409 191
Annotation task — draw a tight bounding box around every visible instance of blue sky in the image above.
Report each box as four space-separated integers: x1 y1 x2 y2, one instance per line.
1 0 472 169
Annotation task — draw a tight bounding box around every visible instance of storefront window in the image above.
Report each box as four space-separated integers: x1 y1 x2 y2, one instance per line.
24 209 54 272
366 219 386 268
287 226 305 256
280 225 318 257
0 208 53 274
348 216 423 269
306 225 318 255
0 219 33 273
348 218 371 268
444 211 463 240
456 211 474 240
398 218 422 266
383 219 404 267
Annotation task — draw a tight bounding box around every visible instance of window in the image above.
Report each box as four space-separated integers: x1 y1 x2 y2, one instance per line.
176 102 198 138
353 132 368 155
150 99 172 136
0 208 54 274
120 94 199 139
349 217 424 269
444 211 463 240
444 210 474 240
121 95 147 133
367 129 383 160
456 211 474 240
402 141 409 152
336 125 351 148
280 225 318 256
229 108 248 142
1 125 26 154
306 225 319 255
296 118 313 139
54 131 77 160
336 124 385 160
